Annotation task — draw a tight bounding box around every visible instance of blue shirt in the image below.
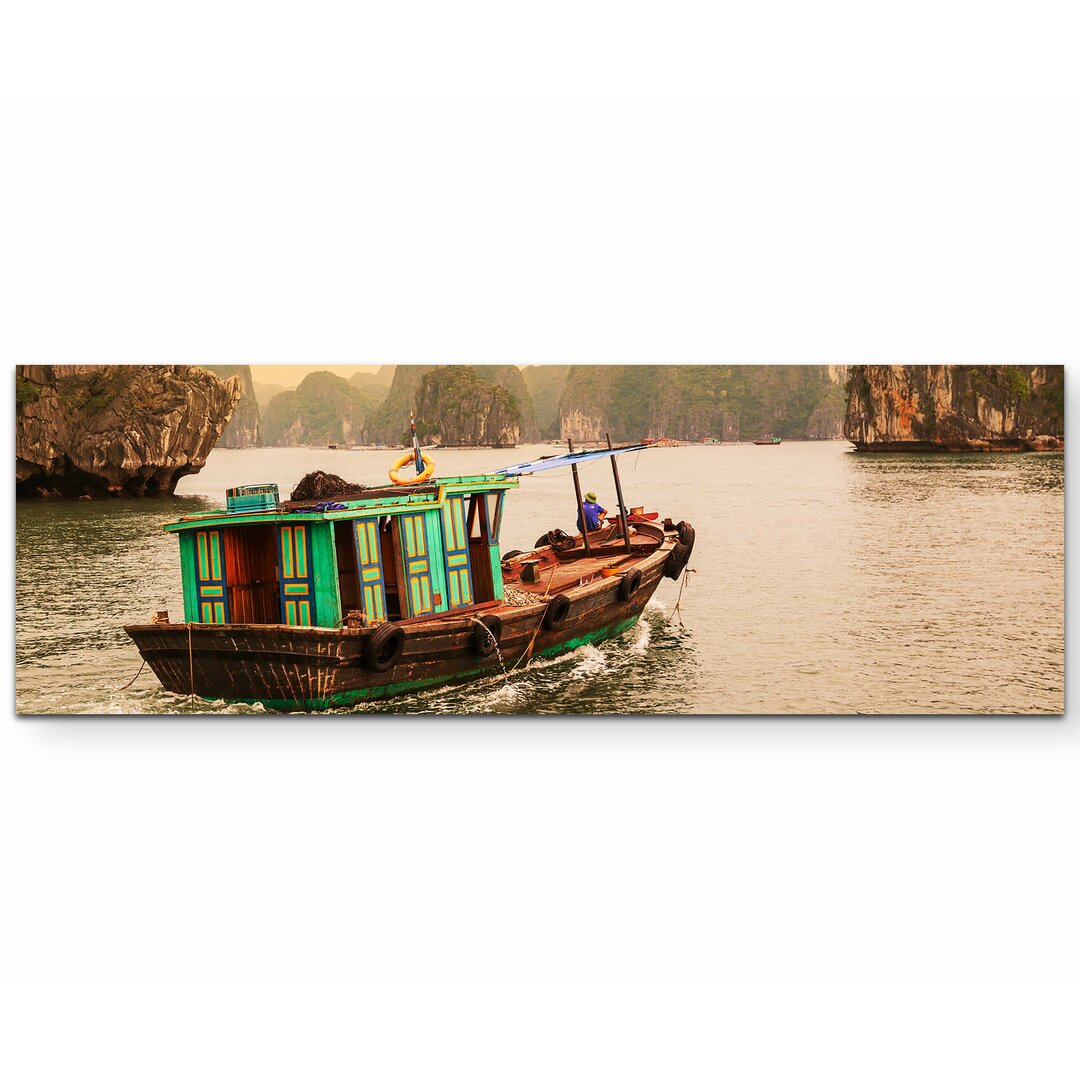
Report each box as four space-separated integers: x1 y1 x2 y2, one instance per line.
577 500 606 532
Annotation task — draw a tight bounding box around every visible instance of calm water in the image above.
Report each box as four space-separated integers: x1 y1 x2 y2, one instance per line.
14 442 1064 714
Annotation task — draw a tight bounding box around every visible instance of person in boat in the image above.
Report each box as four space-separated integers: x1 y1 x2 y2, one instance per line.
577 491 608 533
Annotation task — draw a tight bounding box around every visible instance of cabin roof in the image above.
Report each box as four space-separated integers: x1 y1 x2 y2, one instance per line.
164 473 518 533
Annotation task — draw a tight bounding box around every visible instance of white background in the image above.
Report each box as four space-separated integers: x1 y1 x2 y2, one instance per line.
1 3 1077 1077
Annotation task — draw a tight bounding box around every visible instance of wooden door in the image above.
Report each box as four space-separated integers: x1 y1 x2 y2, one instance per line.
399 512 435 617
441 495 473 609
193 528 229 624
352 518 388 622
277 523 316 626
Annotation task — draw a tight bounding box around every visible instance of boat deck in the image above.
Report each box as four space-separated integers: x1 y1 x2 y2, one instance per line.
502 531 662 596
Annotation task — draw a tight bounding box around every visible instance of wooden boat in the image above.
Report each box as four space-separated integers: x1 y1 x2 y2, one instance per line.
124 442 695 711
753 435 782 445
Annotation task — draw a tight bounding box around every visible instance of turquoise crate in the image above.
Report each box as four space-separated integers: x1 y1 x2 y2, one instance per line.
226 484 279 513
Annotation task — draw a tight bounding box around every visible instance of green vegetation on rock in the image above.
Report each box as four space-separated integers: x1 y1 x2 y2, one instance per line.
262 371 376 446
412 366 521 447
253 364 849 447
15 374 41 407
366 365 533 446
559 365 846 442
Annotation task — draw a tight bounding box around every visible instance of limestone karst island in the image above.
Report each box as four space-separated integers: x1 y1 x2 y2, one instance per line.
14 364 1063 498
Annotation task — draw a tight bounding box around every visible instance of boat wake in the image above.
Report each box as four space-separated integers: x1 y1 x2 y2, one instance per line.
629 619 651 654
93 602 694 717
357 604 695 715
563 644 611 680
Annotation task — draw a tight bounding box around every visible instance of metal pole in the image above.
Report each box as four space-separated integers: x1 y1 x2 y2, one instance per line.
607 433 632 554
410 411 423 475
567 438 592 556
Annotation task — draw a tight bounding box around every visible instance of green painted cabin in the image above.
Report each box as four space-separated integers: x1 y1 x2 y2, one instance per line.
166 475 519 629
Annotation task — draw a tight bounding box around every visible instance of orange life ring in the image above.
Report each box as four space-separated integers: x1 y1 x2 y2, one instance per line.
389 452 435 485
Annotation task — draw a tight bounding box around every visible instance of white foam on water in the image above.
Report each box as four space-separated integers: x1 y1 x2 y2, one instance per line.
482 679 528 706
629 620 652 654
565 644 610 680
645 596 666 612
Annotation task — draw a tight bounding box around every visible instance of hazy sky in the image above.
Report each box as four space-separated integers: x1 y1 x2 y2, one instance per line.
250 364 384 389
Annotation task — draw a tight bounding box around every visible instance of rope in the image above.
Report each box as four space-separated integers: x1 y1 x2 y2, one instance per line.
667 566 695 626
187 622 195 707
499 563 560 680
116 658 147 691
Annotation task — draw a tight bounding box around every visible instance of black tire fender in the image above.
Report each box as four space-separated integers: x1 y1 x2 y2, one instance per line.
676 520 695 558
364 623 405 672
500 550 523 563
618 568 643 603
542 593 572 631
664 541 691 580
471 614 503 657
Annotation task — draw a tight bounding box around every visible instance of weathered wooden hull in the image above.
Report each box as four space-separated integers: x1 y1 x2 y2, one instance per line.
125 546 672 711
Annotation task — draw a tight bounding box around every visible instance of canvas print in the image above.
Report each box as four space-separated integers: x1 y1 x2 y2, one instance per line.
14 364 1064 715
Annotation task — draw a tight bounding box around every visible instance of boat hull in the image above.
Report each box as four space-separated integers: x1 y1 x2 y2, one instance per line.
125 549 671 711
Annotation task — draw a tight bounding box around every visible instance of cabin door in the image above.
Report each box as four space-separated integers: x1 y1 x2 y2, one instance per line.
398 511 435 617
193 527 229 623
441 495 473 609
352 518 387 622
277 523 316 626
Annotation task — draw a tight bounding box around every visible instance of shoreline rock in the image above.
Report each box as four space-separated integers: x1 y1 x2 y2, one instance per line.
16 365 241 498
844 365 1064 453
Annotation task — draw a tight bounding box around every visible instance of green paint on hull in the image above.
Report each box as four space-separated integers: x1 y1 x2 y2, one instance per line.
204 614 642 712
536 615 638 660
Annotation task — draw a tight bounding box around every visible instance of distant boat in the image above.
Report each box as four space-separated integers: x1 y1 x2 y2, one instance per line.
754 436 782 445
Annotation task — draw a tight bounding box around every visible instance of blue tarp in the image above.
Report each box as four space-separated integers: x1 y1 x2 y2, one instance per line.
497 443 651 476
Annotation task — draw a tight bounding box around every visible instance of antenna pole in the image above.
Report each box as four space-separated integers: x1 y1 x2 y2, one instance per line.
410 411 423 475
567 438 592 556
607 433 632 554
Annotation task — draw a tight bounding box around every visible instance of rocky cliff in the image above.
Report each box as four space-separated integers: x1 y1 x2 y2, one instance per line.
369 365 431 444
261 371 375 446
15 365 241 497
473 366 540 441
522 365 571 438
348 366 395 408
844 365 1064 451
558 365 847 442
367 365 530 446
252 380 287 413
413 366 521 447
205 364 261 447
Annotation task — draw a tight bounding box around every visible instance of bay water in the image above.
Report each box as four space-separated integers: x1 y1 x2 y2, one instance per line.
14 442 1064 714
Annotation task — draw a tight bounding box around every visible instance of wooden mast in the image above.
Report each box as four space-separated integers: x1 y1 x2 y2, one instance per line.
567 438 592 556
606 433 632 554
